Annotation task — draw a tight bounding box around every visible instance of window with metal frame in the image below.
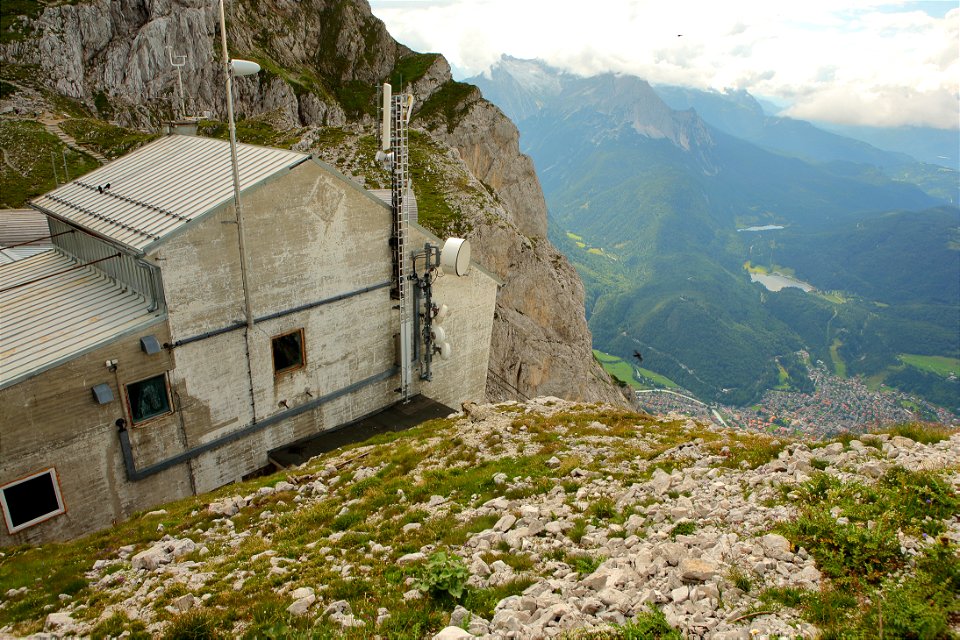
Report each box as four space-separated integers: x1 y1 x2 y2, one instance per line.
1 468 66 534
272 329 305 374
125 373 172 424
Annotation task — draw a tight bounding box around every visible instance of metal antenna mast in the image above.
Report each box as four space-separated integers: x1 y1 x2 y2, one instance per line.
167 46 187 119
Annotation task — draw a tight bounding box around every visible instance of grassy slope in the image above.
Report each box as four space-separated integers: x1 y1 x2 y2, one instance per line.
0 120 100 207
899 354 960 378
593 349 678 389
1 404 956 640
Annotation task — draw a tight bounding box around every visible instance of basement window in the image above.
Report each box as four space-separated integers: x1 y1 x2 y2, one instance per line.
1 468 66 534
272 329 305 374
125 373 172 425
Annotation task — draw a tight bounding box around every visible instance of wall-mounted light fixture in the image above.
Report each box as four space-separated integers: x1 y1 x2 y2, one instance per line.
92 383 114 404
140 335 162 355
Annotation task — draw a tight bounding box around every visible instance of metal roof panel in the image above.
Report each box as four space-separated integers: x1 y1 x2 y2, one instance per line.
0 249 165 388
31 135 309 253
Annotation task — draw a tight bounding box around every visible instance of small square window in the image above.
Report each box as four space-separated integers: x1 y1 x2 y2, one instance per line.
272 329 305 374
125 373 172 424
1 468 66 534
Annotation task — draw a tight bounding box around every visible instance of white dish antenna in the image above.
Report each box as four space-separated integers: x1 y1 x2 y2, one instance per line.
440 237 471 277
431 325 447 343
438 341 452 360
231 59 261 77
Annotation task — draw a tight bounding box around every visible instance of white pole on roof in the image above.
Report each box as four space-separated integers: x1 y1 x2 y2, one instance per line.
219 0 261 423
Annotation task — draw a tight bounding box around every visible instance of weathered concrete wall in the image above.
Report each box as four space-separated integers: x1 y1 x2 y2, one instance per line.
409 224 498 409
0 322 193 545
1 153 499 545
153 159 403 493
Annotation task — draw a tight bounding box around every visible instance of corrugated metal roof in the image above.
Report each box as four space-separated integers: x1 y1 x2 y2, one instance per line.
0 209 53 263
0 209 50 246
31 135 309 254
0 245 52 265
0 249 165 388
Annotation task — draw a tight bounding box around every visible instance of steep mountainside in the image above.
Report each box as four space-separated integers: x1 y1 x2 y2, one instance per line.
470 58 959 408
0 0 625 405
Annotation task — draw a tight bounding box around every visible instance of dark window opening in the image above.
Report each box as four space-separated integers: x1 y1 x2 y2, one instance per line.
2 469 65 533
126 374 172 424
272 329 305 374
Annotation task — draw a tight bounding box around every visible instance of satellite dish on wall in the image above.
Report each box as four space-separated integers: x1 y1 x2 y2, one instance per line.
231 59 261 77
433 303 449 323
431 326 447 343
438 341 452 360
440 237 471 277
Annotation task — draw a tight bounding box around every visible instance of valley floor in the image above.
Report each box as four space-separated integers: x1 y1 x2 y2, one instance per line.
635 361 956 439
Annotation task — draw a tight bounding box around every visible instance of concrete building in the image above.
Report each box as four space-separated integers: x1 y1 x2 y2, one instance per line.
0 133 498 545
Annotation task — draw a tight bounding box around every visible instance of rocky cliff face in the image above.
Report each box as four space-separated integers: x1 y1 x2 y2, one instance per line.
0 0 626 405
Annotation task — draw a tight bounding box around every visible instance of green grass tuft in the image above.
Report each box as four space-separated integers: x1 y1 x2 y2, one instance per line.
875 422 956 445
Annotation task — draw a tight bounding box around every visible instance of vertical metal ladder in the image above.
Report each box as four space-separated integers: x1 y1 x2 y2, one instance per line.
391 94 413 401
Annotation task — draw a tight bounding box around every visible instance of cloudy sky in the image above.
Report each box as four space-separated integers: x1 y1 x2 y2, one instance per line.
369 0 959 129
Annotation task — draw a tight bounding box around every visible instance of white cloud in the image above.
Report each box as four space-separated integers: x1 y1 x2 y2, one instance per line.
370 0 959 129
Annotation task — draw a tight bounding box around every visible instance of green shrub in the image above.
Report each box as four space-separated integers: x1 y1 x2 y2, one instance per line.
781 510 901 583
618 606 683 639
876 467 959 536
669 521 696 539
727 567 753 593
414 551 470 600
864 541 960 640
568 518 588 544
462 578 535 619
810 458 829 471
162 610 226 640
588 497 618 520
90 613 149 640
570 554 604 576
876 422 955 445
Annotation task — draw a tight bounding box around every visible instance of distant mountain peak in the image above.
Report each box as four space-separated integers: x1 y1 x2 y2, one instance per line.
470 58 716 167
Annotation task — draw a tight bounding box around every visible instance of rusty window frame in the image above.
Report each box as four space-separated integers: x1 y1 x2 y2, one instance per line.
124 372 173 426
272 328 306 375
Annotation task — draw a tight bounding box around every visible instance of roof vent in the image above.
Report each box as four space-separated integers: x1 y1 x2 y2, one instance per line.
163 118 199 137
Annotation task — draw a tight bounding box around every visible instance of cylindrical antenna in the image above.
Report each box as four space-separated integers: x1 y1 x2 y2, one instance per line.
381 82 392 151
